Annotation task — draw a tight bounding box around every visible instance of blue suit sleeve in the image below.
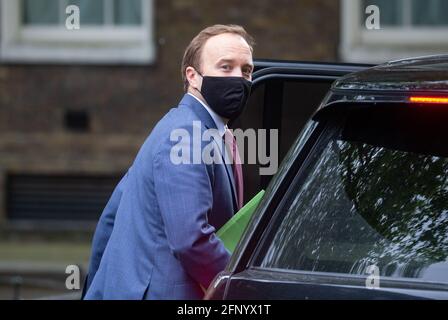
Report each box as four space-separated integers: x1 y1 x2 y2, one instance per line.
84 171 128 292
153 127 231 288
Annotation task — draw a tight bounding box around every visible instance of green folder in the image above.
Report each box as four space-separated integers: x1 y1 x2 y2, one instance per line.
217 190 265 253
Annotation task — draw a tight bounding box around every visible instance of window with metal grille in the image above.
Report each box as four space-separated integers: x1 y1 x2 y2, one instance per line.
6 174 121 221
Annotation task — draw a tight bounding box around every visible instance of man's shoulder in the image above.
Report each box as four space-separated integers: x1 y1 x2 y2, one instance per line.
153 104 205 137
136 97 211 156
154 96 215 135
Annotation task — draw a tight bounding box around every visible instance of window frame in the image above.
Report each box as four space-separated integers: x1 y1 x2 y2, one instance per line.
340 0 448 63
251 119 341 270
0 0 155 64
249 113 448 289
226 63 371 276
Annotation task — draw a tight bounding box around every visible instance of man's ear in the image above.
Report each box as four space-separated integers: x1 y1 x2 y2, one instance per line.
186 66 201 91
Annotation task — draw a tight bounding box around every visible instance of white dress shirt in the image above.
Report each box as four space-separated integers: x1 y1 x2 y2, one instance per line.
188 93 227 138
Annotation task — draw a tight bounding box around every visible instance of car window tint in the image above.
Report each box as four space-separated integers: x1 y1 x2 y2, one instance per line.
234 79 331 201
257 105 448 284
280 81 330 160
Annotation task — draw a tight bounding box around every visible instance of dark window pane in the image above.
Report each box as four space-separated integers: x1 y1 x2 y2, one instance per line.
114 0 142 25
259 106 448 284
232 79 332 201
71 0 104 25
412 0 448 26
281 81 330 161
64 110 90 132
7 174 121 221
363 0 403 26
23 0 59 25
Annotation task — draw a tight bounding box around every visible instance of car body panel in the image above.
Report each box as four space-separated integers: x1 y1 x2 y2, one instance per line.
206 55 448 300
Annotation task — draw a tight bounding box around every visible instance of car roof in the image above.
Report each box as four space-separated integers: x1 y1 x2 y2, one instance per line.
333 54 448 93
315 55 448 115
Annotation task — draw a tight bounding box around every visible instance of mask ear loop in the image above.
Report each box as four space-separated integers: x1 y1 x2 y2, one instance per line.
193 68 205 96
195 68 204 78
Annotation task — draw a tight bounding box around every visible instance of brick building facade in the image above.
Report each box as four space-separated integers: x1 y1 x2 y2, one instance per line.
0 0 340 227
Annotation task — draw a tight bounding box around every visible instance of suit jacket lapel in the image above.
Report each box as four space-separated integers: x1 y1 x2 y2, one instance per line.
181 94 239 212
213 138 238 212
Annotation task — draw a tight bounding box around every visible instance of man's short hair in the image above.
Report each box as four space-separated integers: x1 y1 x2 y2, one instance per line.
181 24 255 92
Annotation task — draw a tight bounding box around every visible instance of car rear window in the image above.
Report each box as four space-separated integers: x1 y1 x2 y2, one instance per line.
256 104 448 284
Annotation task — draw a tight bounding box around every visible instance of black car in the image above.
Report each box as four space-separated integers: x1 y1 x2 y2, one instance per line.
206 55 448 300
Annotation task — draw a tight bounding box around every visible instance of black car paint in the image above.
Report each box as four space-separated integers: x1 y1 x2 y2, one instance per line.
206 56 448 300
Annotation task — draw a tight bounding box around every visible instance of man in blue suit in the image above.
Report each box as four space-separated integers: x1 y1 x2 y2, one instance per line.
83 24 254 300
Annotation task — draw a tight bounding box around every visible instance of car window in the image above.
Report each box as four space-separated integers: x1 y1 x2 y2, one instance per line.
256 105 448 285
280 81 330 160
234 79 332 201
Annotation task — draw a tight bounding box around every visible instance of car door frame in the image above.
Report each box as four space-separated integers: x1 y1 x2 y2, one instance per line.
206 61 373 300
225 117 448 299
240 61 372 190
231 60 372 273
213 60 448 299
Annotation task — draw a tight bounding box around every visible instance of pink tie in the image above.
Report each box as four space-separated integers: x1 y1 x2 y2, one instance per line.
224 129 244 210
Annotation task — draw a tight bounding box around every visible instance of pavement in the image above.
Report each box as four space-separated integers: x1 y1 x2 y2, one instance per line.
0 241 90 300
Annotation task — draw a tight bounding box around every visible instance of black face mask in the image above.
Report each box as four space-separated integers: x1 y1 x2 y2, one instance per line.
197 72 252 121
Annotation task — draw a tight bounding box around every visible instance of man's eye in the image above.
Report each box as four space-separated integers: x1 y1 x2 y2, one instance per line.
221 65 231 70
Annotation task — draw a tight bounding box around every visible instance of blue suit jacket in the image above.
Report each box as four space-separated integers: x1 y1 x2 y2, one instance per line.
84 94 238 300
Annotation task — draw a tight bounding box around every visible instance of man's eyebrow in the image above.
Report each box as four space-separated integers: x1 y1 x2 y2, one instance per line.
216 58 235 64
216 58 253 68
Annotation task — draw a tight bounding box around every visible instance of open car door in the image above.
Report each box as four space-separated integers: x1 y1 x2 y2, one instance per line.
231 60 372 201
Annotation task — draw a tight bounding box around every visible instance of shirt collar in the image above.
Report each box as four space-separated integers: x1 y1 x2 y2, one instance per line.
188 93 227 137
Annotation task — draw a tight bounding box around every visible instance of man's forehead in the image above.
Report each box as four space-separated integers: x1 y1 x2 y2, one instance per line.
202 33 252 63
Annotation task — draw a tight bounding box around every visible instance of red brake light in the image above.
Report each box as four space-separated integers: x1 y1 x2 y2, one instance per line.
410 96 448 104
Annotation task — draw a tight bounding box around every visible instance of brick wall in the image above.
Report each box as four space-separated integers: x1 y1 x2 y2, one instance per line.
0 0 340 223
